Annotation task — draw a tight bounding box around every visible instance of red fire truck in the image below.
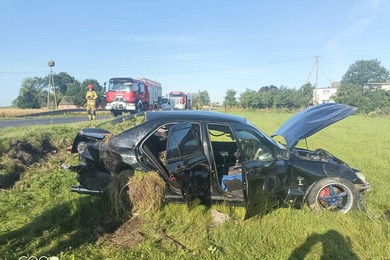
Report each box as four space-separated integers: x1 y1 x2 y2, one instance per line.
168 91 192 110
105 77 162 116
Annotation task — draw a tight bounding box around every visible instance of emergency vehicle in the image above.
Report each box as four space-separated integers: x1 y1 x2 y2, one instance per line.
105 77 162 116
168 91 192 110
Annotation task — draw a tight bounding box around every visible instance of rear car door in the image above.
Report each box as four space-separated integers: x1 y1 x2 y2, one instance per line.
166 122 211 208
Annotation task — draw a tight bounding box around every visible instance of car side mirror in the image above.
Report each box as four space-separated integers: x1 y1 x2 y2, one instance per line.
278 149 290 160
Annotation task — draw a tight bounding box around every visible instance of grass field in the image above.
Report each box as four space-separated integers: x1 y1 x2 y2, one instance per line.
0 110 389 259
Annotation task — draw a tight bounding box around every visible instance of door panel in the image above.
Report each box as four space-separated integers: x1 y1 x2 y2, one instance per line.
232 127 284 219
243 161 282 219
166 122 210 208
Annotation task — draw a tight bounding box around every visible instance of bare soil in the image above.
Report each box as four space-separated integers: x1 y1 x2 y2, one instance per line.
102 217 147 249
0 138 57 189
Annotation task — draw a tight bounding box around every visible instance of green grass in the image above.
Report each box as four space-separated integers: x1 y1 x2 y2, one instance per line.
0 110 389 259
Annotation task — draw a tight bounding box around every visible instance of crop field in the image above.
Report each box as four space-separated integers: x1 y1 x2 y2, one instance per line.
0 108 50 118
0 110 389 259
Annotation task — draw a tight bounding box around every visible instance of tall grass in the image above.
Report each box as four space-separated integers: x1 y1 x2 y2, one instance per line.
0 108 50 118
0 111 389 259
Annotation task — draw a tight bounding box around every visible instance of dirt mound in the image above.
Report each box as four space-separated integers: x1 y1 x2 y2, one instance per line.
103 171 167 249
0 138 57 189
9 138 57 166
102 217 147 249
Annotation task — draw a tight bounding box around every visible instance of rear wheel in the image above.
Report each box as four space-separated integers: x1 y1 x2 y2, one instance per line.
119 182 132 215
109 169 134 217
306 177 360 213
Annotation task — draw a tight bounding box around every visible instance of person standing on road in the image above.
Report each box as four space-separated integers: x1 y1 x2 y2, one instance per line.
86 84 98 120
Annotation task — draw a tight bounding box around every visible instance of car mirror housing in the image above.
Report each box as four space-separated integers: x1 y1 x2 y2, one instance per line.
278 149 290 160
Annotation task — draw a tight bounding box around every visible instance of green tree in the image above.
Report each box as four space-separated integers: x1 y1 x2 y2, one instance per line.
297 83 314 107
336 59 390 113
192 90 210 108
258 85 278 109
12 77 47 108
364 89 390 113
49 72 76 95
334 83 365 107
65 80 84 107
335 83 390 113
341 59 390 86
223 89 238 108
239 88 258 109
273 86 299 109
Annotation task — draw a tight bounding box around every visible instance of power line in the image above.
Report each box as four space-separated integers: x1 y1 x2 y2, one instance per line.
304 56 331 87
144 56 316 75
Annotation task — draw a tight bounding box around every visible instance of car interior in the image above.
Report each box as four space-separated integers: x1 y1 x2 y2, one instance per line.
141 122 245 196
207 123 244 195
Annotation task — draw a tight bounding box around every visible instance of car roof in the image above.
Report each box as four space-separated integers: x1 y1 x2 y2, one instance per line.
145 110 248 124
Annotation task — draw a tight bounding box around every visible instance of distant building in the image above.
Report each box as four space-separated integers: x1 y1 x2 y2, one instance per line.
312 81 339 104
57 96 80 109
363 82 390 91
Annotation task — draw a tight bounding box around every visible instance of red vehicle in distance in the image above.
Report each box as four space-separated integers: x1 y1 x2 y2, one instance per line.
105 77 162 116
168 91 192 110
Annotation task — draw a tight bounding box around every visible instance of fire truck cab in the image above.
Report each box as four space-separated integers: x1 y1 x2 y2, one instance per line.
168 91 192 110
105 77 162 117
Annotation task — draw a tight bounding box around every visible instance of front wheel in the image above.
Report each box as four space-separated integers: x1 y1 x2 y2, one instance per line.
306 177 361 213
111 110 122 117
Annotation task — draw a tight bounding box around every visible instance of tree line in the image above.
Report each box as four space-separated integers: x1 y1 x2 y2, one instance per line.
224 59 390 114
13 59 390 114
12 73 105 109
12 73 213 110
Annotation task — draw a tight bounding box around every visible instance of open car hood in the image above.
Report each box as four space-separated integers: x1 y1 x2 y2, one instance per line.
272 103 357 150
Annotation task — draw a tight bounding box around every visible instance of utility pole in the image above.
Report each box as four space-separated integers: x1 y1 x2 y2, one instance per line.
47 59 57 109
305 56 320 87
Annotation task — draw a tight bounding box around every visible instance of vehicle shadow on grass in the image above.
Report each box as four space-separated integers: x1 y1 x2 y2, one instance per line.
0 195 120 258
288 230 358 260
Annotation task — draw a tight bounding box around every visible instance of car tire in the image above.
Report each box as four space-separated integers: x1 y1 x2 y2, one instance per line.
111 111 122 117
306 177 360 213
119 182 132 215
111 169 134 217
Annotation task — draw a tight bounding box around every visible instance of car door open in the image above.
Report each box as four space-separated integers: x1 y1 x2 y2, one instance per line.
233 128 283 219
165 122 211 209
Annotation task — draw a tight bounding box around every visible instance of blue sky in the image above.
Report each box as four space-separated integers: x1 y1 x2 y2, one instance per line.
1 0 390 106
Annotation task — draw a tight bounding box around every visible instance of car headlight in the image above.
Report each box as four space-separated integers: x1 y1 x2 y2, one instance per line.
355 171 367 184
77 142 87 154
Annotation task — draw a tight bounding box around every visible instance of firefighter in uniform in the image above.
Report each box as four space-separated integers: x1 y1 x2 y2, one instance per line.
86 84 98 120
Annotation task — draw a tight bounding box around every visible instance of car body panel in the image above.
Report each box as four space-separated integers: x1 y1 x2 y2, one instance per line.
272 103 357 149
69 105 369 219
166 122 211 208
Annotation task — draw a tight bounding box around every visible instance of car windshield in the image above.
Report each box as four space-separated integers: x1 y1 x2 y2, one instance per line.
109 80 133 92
161 98 170 104
245 120 285 149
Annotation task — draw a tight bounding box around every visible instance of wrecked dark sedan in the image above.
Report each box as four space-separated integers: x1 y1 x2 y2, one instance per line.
69 103 370 219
